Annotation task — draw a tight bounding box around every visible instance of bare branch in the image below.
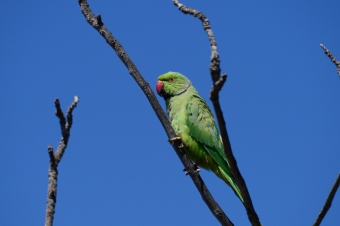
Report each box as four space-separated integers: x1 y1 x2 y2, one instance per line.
320 44 340 76
210 73 227 100
45 146 57 226
65 96 79 130
77 0 233 225
54 96 79 164
48 145 56 164
45 98 79 226
54 99 67 138
172 1 261 225
172 0 220 82
313 173 340 226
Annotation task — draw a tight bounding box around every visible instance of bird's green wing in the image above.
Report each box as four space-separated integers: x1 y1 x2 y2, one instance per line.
186 94 243 201
186 94 229 172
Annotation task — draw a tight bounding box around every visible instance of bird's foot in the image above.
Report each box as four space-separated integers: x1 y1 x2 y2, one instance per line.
193 162 200 173
184 168 200 175
168 136 184 148
168 136 182 144
183 163 200 175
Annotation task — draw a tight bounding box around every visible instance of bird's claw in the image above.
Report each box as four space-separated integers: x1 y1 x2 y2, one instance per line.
168 136 182 144
168 136 184 148
184 168 201 175
183 163 200 175
193 162 200 173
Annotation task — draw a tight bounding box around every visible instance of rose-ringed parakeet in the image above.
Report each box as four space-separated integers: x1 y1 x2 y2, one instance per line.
156 72 243 202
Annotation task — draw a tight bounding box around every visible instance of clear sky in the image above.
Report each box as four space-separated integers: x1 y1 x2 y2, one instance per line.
1 1 339 225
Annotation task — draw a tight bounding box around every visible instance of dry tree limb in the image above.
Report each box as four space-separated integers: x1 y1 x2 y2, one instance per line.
77 0 234 225
172 1 261 225
45 146 57 226
320 44 340 76
313 173 340 226
45 96 79 226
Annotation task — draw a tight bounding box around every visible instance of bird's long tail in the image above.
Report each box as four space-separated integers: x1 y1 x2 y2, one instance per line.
218 166 244 202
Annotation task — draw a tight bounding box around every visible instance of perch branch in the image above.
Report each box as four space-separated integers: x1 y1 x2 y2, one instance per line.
313 173 340 226
320 44 340 76
77 0 233 225
45 97 79 226
172 1 261 225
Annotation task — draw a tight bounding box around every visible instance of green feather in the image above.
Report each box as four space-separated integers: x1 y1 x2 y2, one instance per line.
157 72 244 202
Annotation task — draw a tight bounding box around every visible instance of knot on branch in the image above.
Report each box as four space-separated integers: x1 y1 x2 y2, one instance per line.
210 73 227 101
95 14 103 27
202 20 210 30
48 145 56 164
209 66 221 82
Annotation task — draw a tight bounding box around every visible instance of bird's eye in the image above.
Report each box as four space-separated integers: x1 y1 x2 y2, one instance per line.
169 77 174 82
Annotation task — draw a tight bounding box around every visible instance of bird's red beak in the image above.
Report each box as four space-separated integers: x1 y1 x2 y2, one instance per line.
156 81 164 96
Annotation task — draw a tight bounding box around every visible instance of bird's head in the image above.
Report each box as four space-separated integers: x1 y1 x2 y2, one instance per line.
156 72 191 99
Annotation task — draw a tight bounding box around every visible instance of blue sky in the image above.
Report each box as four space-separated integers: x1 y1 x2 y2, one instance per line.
1 0 340 225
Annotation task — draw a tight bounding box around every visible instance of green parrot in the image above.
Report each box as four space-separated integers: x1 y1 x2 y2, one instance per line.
156 71 243 202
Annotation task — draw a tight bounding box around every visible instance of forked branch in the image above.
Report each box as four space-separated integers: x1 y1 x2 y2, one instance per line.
45 96 79 226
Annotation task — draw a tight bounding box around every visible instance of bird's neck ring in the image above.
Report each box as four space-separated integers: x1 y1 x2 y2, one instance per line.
164 83 191 100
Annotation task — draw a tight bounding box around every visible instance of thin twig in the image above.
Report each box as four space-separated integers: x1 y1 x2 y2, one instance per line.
77 1 233 225
54 99 67 138
320 44 340 76
45 97 79 226
172 1 261 225
313 173 340 226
